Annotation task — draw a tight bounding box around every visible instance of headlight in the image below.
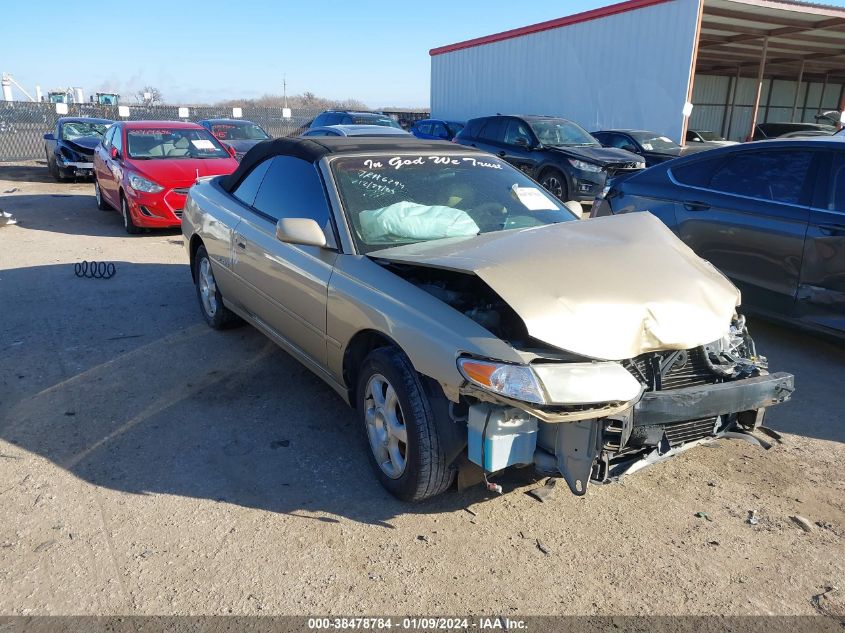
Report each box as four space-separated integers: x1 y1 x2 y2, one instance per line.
457 358 546 405
634 161 646 169
532 362 643 405
128 174 164 193
568 159 603 173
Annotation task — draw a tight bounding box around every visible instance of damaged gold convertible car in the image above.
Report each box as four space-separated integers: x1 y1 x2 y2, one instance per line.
182 137 794 501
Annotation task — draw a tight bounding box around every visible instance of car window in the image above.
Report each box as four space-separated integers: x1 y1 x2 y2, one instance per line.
478 118 507 143
708 150 813 204
331 154 577 254
252 156 331 231
671 155 727 187
464 119 485 139
341 116 354 124
112 127 123 153
432 123 448 138
417 122 432 135
503 120 532 145
447 122 464 137
601 133 633 150
828 152 845 212
233 159 272 207
103 125 116 148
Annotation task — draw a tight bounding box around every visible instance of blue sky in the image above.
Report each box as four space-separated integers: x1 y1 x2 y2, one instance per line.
2 0 638 107
6 0 845 108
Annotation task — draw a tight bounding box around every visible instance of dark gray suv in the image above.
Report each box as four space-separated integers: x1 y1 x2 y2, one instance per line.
454 115 645 202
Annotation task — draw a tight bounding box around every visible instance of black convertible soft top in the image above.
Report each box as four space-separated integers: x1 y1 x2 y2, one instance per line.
219 137 482 193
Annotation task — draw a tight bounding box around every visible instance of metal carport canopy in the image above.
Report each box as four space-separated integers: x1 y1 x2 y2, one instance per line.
696 0 845 136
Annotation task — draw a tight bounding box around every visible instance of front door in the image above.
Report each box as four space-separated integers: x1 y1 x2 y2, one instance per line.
673 147 816 315
231 155 338 366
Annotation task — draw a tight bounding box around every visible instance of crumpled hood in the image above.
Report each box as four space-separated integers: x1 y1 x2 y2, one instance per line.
64 137 100 154
370 213 741 361
548 144 643 165
127 157 238 188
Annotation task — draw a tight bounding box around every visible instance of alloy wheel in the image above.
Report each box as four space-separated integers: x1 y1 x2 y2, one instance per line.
541 174 565 200
364 373 408 479
197 257 218 318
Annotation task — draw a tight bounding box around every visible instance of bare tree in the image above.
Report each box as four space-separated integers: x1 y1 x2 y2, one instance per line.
216 92 369 111
135 86 163 105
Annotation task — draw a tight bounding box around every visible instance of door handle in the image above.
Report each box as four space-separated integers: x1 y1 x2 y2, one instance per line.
236 240 246 250
234 234 246 249
683 201 711 211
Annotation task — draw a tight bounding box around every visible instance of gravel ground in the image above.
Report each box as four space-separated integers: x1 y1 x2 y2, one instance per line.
0 161 843 618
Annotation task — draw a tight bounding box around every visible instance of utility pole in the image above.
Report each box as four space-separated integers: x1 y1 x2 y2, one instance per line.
283 75 288 109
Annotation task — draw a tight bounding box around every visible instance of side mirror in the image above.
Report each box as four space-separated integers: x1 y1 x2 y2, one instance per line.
110 147 120 159
43 132 54 141
275 218 327 248
514 137 531 148
621 144 638 153
225 144 237 157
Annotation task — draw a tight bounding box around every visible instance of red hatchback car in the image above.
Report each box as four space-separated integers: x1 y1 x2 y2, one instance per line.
93 121 239 234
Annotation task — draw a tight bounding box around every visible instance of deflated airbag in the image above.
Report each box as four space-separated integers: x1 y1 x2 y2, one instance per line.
360 201 479 242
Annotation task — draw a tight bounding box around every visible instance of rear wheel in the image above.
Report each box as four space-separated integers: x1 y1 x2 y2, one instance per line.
94 179 111 210
120 194 142 235
194 245 241 329
539 168 569 201
357 347 455 501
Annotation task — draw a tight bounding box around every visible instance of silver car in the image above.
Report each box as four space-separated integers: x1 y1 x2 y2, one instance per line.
182 137 794 501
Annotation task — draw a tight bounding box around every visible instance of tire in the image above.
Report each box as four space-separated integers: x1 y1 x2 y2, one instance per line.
94 179 112 210
193 245 241 329
357 347 455 502
48 154 63 182
120 194 142 235
539 168 569 202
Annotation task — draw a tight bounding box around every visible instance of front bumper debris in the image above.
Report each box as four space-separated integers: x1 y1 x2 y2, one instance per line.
634 372 794 426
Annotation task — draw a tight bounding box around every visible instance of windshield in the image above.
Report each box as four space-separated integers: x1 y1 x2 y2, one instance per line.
629 132 679 151
331 154 578 253
528 119 599 147
61 121 109 141
696 131 723 141
352 115 402 129
126 128 231 159
210 122 270 141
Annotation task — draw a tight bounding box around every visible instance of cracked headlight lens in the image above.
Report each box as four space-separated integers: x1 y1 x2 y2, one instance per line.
568 159 603 173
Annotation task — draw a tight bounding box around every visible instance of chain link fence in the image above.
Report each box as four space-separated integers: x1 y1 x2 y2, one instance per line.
0 102 430 162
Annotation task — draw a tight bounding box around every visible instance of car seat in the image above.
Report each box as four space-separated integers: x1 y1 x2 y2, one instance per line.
167 136 191 157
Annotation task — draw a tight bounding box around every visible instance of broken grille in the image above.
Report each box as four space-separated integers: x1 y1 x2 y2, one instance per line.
664 417 718 447
626 347 720 391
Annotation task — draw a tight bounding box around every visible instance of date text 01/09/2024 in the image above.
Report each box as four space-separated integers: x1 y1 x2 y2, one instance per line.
306 617 528 630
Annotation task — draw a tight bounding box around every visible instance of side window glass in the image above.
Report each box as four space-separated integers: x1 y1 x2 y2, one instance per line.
709 151 813 204
252 156 332 231
418 123 432 135
671 155 727 188
103 126 116 148
233 159 272 207
503 120 532 145
829 152 845 212
112 128 123 153
479 118 506 143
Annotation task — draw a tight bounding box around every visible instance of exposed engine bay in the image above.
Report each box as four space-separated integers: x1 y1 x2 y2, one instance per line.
380 260 794 496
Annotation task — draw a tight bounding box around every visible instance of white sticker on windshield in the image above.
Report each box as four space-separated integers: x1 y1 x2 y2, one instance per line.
512 185 558 211
642 143 653 151
659 136 672 142
191 139 215 150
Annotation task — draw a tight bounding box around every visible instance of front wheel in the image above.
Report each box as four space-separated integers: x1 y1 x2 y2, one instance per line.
357 347 455 501
120 195 142 235
539 168 569 202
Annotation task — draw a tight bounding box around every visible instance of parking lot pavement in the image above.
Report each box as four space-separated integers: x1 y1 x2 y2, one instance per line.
0 161 843 617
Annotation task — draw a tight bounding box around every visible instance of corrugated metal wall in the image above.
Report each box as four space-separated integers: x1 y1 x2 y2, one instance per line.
431 0 701 142
690 74 844 140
